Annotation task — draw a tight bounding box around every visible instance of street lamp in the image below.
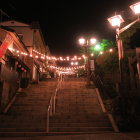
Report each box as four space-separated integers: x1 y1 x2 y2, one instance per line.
130 2 140 15
107 1 140 89
108 14 124 86
79 37 97 85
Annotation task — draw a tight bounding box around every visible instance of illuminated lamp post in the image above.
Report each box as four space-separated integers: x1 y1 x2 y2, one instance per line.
108 15 124 87
79 37 97 85
107 1 140 89
130 2 140 15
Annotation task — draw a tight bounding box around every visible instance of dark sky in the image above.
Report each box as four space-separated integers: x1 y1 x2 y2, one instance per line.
1 0 138 56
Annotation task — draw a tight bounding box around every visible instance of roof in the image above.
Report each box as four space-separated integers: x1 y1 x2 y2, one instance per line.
0 20 31 27
0 27 29 54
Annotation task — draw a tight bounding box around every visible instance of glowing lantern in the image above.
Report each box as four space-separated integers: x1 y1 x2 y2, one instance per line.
130 2 140 14
108 15 124 27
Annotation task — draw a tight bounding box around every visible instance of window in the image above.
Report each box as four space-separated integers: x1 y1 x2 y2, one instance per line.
18 34 23 40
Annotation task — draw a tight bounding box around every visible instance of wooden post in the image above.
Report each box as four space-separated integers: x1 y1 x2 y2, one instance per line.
136 48 140 90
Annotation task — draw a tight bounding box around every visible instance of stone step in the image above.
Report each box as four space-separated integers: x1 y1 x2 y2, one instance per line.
0 118 46 123
47 131 112 136
50 122 112 127
0 117 46 124
0 132 47 137
50 114 109 121
50 119 110 123
0 116 46 122
0 127 45 132
7 110 47 117
49 126 113 132
8 106 48 111
0 123 46 128
51 114 108 121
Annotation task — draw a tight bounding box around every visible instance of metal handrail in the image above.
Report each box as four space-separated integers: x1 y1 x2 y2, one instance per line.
46 75 63 133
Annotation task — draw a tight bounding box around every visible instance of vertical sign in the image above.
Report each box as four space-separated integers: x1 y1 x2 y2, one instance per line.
117 39 124 60
90 60 95 71
0 34 13 58
136 48 140 79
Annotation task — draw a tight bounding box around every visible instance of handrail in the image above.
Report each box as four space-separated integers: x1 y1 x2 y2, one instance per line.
46 75 63 133
47 106 50 132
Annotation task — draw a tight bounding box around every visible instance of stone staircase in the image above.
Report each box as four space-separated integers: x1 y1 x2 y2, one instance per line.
0 78 114 136
0 80 57 136
49 79 114 134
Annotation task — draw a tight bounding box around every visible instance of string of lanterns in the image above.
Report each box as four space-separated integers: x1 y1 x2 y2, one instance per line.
47 65 84 70
9 47 85 61
8 47 115 62
47 65 85 74
8 46 115 74
16 62 27 73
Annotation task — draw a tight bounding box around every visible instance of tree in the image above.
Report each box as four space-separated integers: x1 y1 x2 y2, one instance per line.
120 21 140 49
96 51 119 72
100 39 115 51
80 39 115 57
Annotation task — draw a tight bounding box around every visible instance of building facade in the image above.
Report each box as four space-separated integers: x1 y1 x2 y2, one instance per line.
0 27 30 112
0 20 51 83
0 20 52 112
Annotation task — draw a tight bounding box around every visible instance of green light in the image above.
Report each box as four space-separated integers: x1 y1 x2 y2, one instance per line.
94 44 101 51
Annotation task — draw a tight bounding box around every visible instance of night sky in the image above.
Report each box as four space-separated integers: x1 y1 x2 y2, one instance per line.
1 0 139 56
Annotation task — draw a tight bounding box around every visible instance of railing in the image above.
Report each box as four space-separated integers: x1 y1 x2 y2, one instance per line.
91 71 117 100
90 72 107 99
46 75 63 133
91 72 119 132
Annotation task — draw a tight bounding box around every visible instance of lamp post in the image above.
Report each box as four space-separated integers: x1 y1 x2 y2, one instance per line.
108 15 124 86
107 1 140 89
79 37 97 85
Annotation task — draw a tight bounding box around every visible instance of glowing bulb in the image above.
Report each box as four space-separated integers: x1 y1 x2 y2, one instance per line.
109 48 113 52
108 15 124 27
90 38 96 45
82 55 85 58
66 57 69 61
130 2 140 14
79 38 85 45
99 51 103 55
71 62 74 65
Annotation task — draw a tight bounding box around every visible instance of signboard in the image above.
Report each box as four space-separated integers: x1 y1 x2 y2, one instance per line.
117 39 124 60
0 34 13 58
90 60 95 71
